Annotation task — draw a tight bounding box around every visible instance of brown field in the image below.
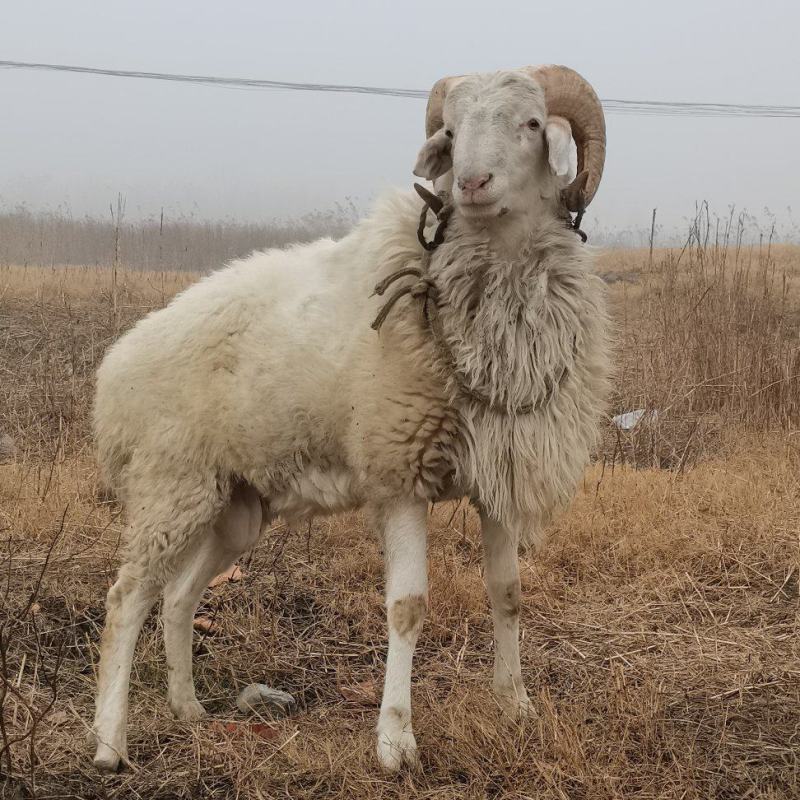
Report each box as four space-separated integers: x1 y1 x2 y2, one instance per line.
1 230 799 798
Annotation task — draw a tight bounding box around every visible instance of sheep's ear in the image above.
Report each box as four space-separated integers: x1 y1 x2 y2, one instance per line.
545 116 572 177
413 127 453 180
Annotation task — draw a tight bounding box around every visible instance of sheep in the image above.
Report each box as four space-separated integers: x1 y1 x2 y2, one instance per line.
89 64 611 773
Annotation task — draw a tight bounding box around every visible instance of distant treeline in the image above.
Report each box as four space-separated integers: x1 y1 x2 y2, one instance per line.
0 202 359 272
0 200 796 270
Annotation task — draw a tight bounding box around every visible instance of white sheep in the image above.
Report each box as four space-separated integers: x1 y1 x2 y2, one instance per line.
90 64 611 773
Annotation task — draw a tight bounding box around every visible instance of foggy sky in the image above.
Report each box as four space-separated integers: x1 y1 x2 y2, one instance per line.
2 0 799 237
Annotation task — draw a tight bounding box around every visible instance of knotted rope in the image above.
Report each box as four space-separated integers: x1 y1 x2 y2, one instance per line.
570 209 588 243
370 183 448 332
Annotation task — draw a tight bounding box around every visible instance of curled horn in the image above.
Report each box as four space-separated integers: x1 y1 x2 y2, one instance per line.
526 64 606 212
423 65 606 212
424 75 463 138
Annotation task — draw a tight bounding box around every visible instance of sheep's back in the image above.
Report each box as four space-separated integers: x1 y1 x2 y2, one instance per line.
93 190 425 498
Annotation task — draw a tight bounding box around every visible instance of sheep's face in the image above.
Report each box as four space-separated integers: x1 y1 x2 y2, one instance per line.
413 71 573 221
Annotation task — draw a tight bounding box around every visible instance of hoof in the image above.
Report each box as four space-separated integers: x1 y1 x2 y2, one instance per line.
93 742 123 773
170 698 206 721
376 716 420 772
494 688 534 721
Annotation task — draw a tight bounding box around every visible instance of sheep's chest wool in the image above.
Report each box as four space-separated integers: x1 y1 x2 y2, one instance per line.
363 209 610 548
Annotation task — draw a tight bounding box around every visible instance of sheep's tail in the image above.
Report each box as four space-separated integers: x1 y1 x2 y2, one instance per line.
92 396 132 498
94 436 128 497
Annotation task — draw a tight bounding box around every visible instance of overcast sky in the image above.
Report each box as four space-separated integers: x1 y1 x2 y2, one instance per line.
1 1 798 237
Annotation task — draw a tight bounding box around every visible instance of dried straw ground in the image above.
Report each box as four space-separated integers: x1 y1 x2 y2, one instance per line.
1 228 798 798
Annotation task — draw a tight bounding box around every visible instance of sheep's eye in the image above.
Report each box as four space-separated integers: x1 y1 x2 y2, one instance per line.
527 119 541 131
445 129 453 139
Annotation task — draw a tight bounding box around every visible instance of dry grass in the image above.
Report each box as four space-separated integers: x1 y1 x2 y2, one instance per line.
599 213 800 470
0 231 799 798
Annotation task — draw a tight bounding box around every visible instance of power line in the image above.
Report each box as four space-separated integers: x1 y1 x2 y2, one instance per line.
2 59 799 118
0 60 429 98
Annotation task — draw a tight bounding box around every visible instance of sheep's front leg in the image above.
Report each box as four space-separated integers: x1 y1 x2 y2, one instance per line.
376 499 428 772
480 512 532 718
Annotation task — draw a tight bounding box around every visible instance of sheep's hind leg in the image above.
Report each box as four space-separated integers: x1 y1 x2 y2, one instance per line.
91 467 226 772
91 563 162 772
480 511 532 719
375 498 428 772
162 483 264 721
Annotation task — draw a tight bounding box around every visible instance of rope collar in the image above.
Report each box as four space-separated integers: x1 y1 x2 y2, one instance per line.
413 182 452 252
570 209 588 243
368 182 451 332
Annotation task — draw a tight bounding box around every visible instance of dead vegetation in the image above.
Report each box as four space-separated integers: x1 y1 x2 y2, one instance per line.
599 208 800 470
0 225 799 798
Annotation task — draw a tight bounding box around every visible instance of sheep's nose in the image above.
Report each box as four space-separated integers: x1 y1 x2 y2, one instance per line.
457 173 493 192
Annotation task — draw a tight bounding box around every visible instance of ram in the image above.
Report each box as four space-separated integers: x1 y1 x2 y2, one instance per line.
90 64 611 772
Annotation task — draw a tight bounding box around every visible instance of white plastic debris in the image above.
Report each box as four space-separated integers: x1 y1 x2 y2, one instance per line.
236 683 296 717
612 409 657 431
0 433 16 463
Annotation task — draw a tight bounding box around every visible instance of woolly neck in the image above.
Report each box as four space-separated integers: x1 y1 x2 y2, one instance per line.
428 217 586 415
